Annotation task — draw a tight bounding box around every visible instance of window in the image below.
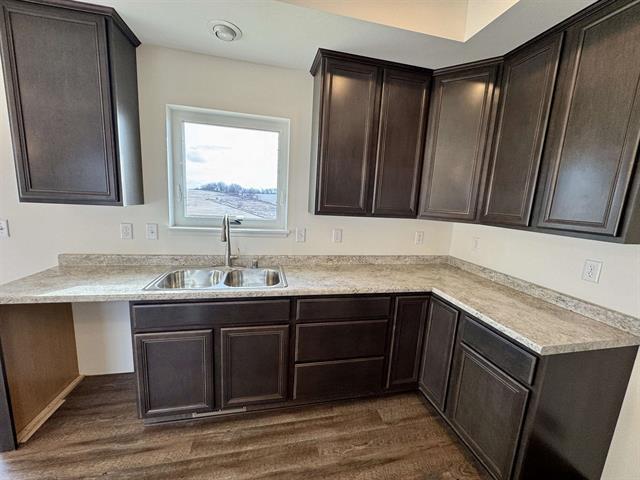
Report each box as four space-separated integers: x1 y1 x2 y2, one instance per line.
167 105 290 234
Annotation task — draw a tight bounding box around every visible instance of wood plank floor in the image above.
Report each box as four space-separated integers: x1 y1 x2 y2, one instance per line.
0 374 490 479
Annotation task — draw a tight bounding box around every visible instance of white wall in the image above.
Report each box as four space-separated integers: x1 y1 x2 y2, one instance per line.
0 45 453 286
449 223 640 480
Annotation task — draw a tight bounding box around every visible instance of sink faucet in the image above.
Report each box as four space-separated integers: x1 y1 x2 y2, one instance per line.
220 215 240 267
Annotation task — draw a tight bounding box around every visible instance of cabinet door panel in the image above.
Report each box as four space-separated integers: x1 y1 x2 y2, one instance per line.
134 330 213 418
220 325 289 408
315 59 380 215
418 298 459 410
387 296 428 389
449 346 528 480
419 64 498 221
0 1 118 203
372 68 430 217
537 0 640 235
481 34 562 226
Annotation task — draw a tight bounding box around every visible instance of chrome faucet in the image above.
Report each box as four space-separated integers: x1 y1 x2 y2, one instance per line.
220 215 240 267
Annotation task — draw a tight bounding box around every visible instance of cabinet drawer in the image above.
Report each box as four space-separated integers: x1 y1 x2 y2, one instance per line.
295 320 388 362
293 357 384 401
295 296 391 321
461 316 537 385
131 300 291 331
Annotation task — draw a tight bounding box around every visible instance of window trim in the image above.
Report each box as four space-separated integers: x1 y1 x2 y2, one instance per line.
166 104 290 236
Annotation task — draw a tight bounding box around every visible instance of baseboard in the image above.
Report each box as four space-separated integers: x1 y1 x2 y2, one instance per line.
16 375 84 444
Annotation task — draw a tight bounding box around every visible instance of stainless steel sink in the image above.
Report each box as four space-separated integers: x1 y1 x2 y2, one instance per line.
144 266 287 291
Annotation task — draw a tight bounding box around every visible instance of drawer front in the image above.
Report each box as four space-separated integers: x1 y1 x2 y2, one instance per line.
461 316 537 385
131 300 291 331
293 357 385 401
295 296 391 321
295 320 388 362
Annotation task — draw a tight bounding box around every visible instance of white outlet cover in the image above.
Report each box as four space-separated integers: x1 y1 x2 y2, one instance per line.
332 228 343 243
146 223 159 240
295 227 306 243
0 219 9 238
472 236 480 251
582 259 603 283
414 231 424 245
120 223 133 240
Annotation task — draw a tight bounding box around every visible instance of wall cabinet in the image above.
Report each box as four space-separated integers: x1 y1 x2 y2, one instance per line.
220 325 289 408
134 330 214 418
418 297 459 410
310 50 431 217
0 0 143 205
536 0 640 237
418 61 499 221
480 33 563 227
386 296 428 390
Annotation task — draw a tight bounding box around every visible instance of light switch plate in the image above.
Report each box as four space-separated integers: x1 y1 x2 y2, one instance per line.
472 236 480 252
414 231 424 245
0 219 9 238
146 223 158 240
332 228 343 243
120 223 133 240
582 259 603 283
295 227 306 243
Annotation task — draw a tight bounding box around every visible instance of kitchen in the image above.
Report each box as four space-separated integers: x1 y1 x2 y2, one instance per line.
0 0 638 479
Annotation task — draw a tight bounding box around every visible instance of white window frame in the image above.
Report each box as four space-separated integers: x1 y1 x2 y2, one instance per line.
167 105 290 236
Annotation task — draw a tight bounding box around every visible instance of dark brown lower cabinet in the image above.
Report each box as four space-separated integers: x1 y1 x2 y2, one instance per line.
448 345 529 480
418 297 459 410
134 330 214 418
220 325 289 408
386 296 428 389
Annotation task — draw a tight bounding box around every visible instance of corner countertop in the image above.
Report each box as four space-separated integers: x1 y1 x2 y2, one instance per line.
0 262 637 356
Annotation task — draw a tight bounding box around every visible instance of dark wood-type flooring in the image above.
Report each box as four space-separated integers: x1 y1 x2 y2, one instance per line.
0 374 489 479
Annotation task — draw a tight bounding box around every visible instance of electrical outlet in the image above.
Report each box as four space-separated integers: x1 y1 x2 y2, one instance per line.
120 223 133 240
295 227 306 243
582 259 603 283
414 231 424 245
0 219 9 238
472 237 480 252
332 228 343 243
146 223 158 240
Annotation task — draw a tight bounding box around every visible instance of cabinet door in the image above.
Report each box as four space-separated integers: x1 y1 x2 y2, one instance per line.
419 63 498 221
220 325 289 408
537 0 640 235
0 0 119 204
134 330 213 418
481 33 563 226
315 58 380 215
372 68 430 217
449 345 528 480
386 296 428 390
418 298 459 410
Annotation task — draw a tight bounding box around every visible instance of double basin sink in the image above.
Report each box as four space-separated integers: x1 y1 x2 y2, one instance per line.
144 266 287 290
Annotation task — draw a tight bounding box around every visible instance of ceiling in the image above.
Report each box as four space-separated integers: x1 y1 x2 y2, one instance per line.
96 0 596 71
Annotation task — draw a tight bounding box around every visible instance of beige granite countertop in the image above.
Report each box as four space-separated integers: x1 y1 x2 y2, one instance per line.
0 262 637 356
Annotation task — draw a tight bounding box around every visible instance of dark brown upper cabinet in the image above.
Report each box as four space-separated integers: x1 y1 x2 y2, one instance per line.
372 68 430 217
536 0 640 236
480 33 563 227
0 0 143 205
418 61 500 222
310 49 431 217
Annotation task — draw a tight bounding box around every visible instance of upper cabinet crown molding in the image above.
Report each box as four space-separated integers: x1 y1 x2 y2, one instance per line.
0 0 143 205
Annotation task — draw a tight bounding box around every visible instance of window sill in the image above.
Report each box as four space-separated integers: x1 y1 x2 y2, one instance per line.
168 226 291 238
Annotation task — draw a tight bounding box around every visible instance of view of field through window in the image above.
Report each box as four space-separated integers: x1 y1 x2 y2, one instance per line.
183 122 279 219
